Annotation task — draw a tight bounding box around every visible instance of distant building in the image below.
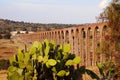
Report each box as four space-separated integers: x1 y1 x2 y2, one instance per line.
10 31 34 36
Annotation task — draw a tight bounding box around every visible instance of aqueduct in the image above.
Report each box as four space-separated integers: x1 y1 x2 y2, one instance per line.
15 23 109 67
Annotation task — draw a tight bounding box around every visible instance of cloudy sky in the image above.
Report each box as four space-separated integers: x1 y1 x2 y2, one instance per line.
0 0 110 24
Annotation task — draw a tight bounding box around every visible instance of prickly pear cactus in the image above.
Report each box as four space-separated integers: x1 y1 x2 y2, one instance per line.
7 39 82 80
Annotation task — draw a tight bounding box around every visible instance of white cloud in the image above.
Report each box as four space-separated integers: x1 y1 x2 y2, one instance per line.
99 0 109 8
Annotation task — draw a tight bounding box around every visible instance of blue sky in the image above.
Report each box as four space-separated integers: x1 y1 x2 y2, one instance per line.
0 0 110 24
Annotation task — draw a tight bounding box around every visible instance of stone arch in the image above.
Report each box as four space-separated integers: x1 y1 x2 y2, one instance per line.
65 30 69 44
42 33 43 39
50 32 52 40
42 33 44 40
39 33 41 41
44 33 46 39
94 26 101 63
48 32 50 40
82 28 86 39
45 32 47 39
37 33 39 41
52 32 54 40
71 29 74 38
71 29 75 53
55 31 57 43
61 30 64 44
75 28 80 56
41 33 43 40
46 32 49 40
81 28 86 66
87 27 93 66
102 25 108 37
57 31 60 44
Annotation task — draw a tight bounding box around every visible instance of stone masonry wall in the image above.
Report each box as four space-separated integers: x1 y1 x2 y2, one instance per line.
15 23 108 67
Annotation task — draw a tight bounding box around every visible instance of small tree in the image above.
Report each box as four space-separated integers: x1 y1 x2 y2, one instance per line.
17 31 20 34
98 0 120 79
4 33 11 39
86 60 118 80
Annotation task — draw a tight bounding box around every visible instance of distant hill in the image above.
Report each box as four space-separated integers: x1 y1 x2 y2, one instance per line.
0 19 83 32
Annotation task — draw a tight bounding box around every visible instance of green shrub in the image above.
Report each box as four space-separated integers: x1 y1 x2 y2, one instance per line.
4 33 11 39
0 59 10 70
0 34 2 39
7 40 85 80
86 61 118 80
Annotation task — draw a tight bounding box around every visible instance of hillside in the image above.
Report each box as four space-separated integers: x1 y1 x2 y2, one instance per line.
0 19 79 32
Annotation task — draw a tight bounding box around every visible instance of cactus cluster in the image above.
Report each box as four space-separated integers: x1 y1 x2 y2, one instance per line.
7 39 83 80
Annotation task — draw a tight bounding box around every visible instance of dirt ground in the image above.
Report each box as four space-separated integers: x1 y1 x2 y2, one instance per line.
0 39 27 80
0 39 29 60
0 70 7 80
0 39 18 60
